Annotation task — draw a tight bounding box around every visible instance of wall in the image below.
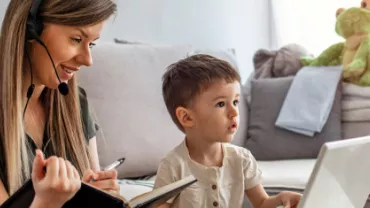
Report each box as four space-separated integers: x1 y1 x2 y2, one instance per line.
102 0 270 82
0 0 270 82
0 1 8 24
269 0 358 56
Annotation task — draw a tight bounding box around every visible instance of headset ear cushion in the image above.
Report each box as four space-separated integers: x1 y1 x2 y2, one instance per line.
35 19 43 35
27 0 44 41
26 19 43 41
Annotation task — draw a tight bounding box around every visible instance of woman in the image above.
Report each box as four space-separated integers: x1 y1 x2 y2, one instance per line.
0 0 118 207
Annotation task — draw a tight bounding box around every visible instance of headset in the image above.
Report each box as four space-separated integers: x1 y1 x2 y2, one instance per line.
23 0 69 117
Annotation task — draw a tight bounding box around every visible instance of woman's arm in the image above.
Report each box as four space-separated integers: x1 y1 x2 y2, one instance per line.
88 136 101 171
0 179 9 205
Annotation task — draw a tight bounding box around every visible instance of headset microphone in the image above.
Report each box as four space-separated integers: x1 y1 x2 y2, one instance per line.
23 0 69 117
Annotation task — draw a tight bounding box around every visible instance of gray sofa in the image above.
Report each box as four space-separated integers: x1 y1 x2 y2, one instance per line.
77 42 370 207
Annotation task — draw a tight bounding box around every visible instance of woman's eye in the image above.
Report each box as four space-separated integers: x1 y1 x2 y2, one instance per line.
72 38 82 43
89 43 96 49
72 38 96 49
216 102 225 107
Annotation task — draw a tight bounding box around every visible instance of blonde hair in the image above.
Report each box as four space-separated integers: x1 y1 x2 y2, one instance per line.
0 0 116 194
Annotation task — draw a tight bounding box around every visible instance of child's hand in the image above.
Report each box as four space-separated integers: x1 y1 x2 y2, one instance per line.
82 169 120 194
31 150 81 208
277 191 302 208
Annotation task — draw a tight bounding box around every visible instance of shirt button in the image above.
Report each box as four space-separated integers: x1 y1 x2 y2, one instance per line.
212 184 217 190
213 201 219 207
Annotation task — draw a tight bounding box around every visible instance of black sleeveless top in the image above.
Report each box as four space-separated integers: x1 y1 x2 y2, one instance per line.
0 87 99 193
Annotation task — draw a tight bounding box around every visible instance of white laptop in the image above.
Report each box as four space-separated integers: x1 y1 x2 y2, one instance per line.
279 136 370 208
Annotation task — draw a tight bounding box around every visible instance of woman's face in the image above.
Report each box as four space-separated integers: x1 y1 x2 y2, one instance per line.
28 21 105 88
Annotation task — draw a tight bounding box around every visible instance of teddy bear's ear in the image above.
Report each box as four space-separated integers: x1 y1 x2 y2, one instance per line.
336 8 345 17
253 49 277 79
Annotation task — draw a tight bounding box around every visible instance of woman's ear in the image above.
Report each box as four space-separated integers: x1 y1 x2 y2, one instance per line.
175 106 194 128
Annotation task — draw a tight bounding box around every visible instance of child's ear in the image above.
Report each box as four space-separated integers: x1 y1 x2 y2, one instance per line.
175 106 194 128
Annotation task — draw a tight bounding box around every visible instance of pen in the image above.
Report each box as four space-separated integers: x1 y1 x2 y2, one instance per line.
89 157 125 183
42 157 126 181
102 157 125 171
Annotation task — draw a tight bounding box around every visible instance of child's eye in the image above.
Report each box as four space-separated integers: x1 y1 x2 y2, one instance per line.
233 100 239 106
216 102 225 107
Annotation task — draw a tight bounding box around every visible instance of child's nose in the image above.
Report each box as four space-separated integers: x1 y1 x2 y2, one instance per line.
228 106 238 118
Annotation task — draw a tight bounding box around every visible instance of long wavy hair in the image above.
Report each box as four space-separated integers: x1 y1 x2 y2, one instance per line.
0 0 116 194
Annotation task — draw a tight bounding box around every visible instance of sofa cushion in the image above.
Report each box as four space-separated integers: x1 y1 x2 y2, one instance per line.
245 77 342 160
78 43 192 178
253 44 311 79
342 122 370 139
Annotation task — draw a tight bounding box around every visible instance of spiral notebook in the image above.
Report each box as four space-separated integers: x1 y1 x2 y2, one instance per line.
0 175 197 208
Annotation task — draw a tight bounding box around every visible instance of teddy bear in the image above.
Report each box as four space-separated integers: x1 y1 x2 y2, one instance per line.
301 7 370 86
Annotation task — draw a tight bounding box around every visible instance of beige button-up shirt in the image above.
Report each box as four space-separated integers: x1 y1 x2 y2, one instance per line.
154 141 262 208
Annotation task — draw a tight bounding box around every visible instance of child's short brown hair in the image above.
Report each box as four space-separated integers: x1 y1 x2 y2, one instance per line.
162 54 241 132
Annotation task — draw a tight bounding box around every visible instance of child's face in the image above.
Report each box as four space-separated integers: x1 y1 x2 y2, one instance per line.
186 79 240 143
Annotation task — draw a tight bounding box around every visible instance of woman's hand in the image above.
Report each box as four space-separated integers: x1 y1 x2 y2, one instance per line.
31 150 81 208
82 169 120 194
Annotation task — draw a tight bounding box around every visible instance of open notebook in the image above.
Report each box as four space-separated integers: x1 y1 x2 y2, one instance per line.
0 175 197 208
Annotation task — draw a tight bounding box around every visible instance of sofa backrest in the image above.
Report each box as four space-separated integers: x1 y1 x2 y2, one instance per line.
77 42 248 178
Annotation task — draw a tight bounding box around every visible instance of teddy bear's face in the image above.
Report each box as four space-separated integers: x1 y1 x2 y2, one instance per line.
335 7 370 39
